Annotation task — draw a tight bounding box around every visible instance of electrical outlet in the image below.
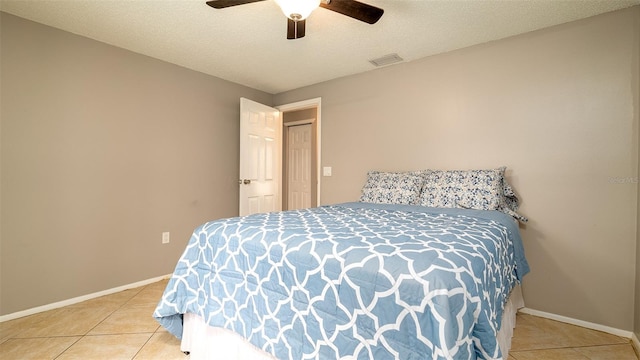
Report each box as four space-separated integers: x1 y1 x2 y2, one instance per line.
162 232 170 244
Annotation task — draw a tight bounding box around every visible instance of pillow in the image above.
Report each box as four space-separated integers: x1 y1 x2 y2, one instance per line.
499 206 528 223
498 174 528 222
420 167 505 210
503 181 521 212
359 171 426 205
420 167 528 222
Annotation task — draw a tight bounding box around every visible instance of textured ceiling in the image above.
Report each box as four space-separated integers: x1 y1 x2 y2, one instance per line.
2 0 639 94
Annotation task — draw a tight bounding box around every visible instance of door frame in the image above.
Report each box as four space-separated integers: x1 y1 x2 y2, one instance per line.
277 97 322 207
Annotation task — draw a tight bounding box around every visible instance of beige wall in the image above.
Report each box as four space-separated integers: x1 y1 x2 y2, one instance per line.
2 6 639 334
0 13 272 315
276 7 640 332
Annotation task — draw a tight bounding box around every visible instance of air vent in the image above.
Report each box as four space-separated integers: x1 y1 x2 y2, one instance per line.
369 53 404 67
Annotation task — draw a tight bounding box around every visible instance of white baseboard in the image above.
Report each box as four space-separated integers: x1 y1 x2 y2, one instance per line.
632 332 640 355
0 274 171 323
519 307 633 339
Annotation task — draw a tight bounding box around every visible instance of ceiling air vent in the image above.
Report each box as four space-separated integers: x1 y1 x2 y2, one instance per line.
369 53 404 67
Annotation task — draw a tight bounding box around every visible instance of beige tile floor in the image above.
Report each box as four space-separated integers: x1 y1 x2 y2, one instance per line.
0 278 637 360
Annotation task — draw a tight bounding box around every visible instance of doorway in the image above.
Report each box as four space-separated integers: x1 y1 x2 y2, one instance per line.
278 98 321 210
284 121 314 210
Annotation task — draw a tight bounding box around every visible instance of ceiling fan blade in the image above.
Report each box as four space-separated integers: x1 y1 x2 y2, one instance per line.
320 0 383 24
287 19 306 39
205 0 265 9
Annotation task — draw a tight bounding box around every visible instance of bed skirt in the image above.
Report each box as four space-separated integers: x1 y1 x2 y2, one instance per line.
180 285 524 360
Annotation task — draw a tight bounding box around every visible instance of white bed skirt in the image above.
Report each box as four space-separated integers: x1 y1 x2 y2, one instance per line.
181 284 524 360
497 284 524 357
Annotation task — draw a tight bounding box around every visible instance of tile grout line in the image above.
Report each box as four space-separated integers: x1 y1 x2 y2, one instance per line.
52 285 149 360
131 332 157 360
510 341 639 360
124 283 160 360
52 336 83 360
84 285 146 334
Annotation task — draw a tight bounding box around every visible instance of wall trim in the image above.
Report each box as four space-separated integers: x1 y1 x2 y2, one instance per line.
632 332 640 356
519 307 633 339
0 274 171 323
283 118 315 127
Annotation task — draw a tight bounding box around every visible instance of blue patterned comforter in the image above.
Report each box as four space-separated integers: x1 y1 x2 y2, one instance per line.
154 202 529 360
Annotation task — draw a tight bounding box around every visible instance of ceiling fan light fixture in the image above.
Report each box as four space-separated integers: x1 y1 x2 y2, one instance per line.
274 0 321 21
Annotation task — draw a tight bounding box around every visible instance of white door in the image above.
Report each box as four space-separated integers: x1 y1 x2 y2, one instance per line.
239 98 282 216
287 124 312 210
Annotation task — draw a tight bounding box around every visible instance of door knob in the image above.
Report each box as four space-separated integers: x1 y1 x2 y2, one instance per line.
243 179 251 185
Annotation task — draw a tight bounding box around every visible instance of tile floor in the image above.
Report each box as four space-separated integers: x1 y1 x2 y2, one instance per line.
0 279 637 359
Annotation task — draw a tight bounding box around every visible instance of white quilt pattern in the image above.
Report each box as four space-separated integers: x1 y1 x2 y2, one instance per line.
154 203 528 360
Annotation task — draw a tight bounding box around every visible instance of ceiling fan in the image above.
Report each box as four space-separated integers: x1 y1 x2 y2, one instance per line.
205 0 384 39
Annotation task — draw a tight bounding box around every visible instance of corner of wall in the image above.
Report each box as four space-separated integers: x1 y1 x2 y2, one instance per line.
633 4 640 344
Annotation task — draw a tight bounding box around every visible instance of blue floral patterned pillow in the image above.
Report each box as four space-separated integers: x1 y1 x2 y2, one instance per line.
420 167 528 222
420 168 504 210
359 171 426 205
503 182 521 213
496 172 527 222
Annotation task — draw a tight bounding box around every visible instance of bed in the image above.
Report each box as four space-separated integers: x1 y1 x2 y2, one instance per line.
154 167 529 360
